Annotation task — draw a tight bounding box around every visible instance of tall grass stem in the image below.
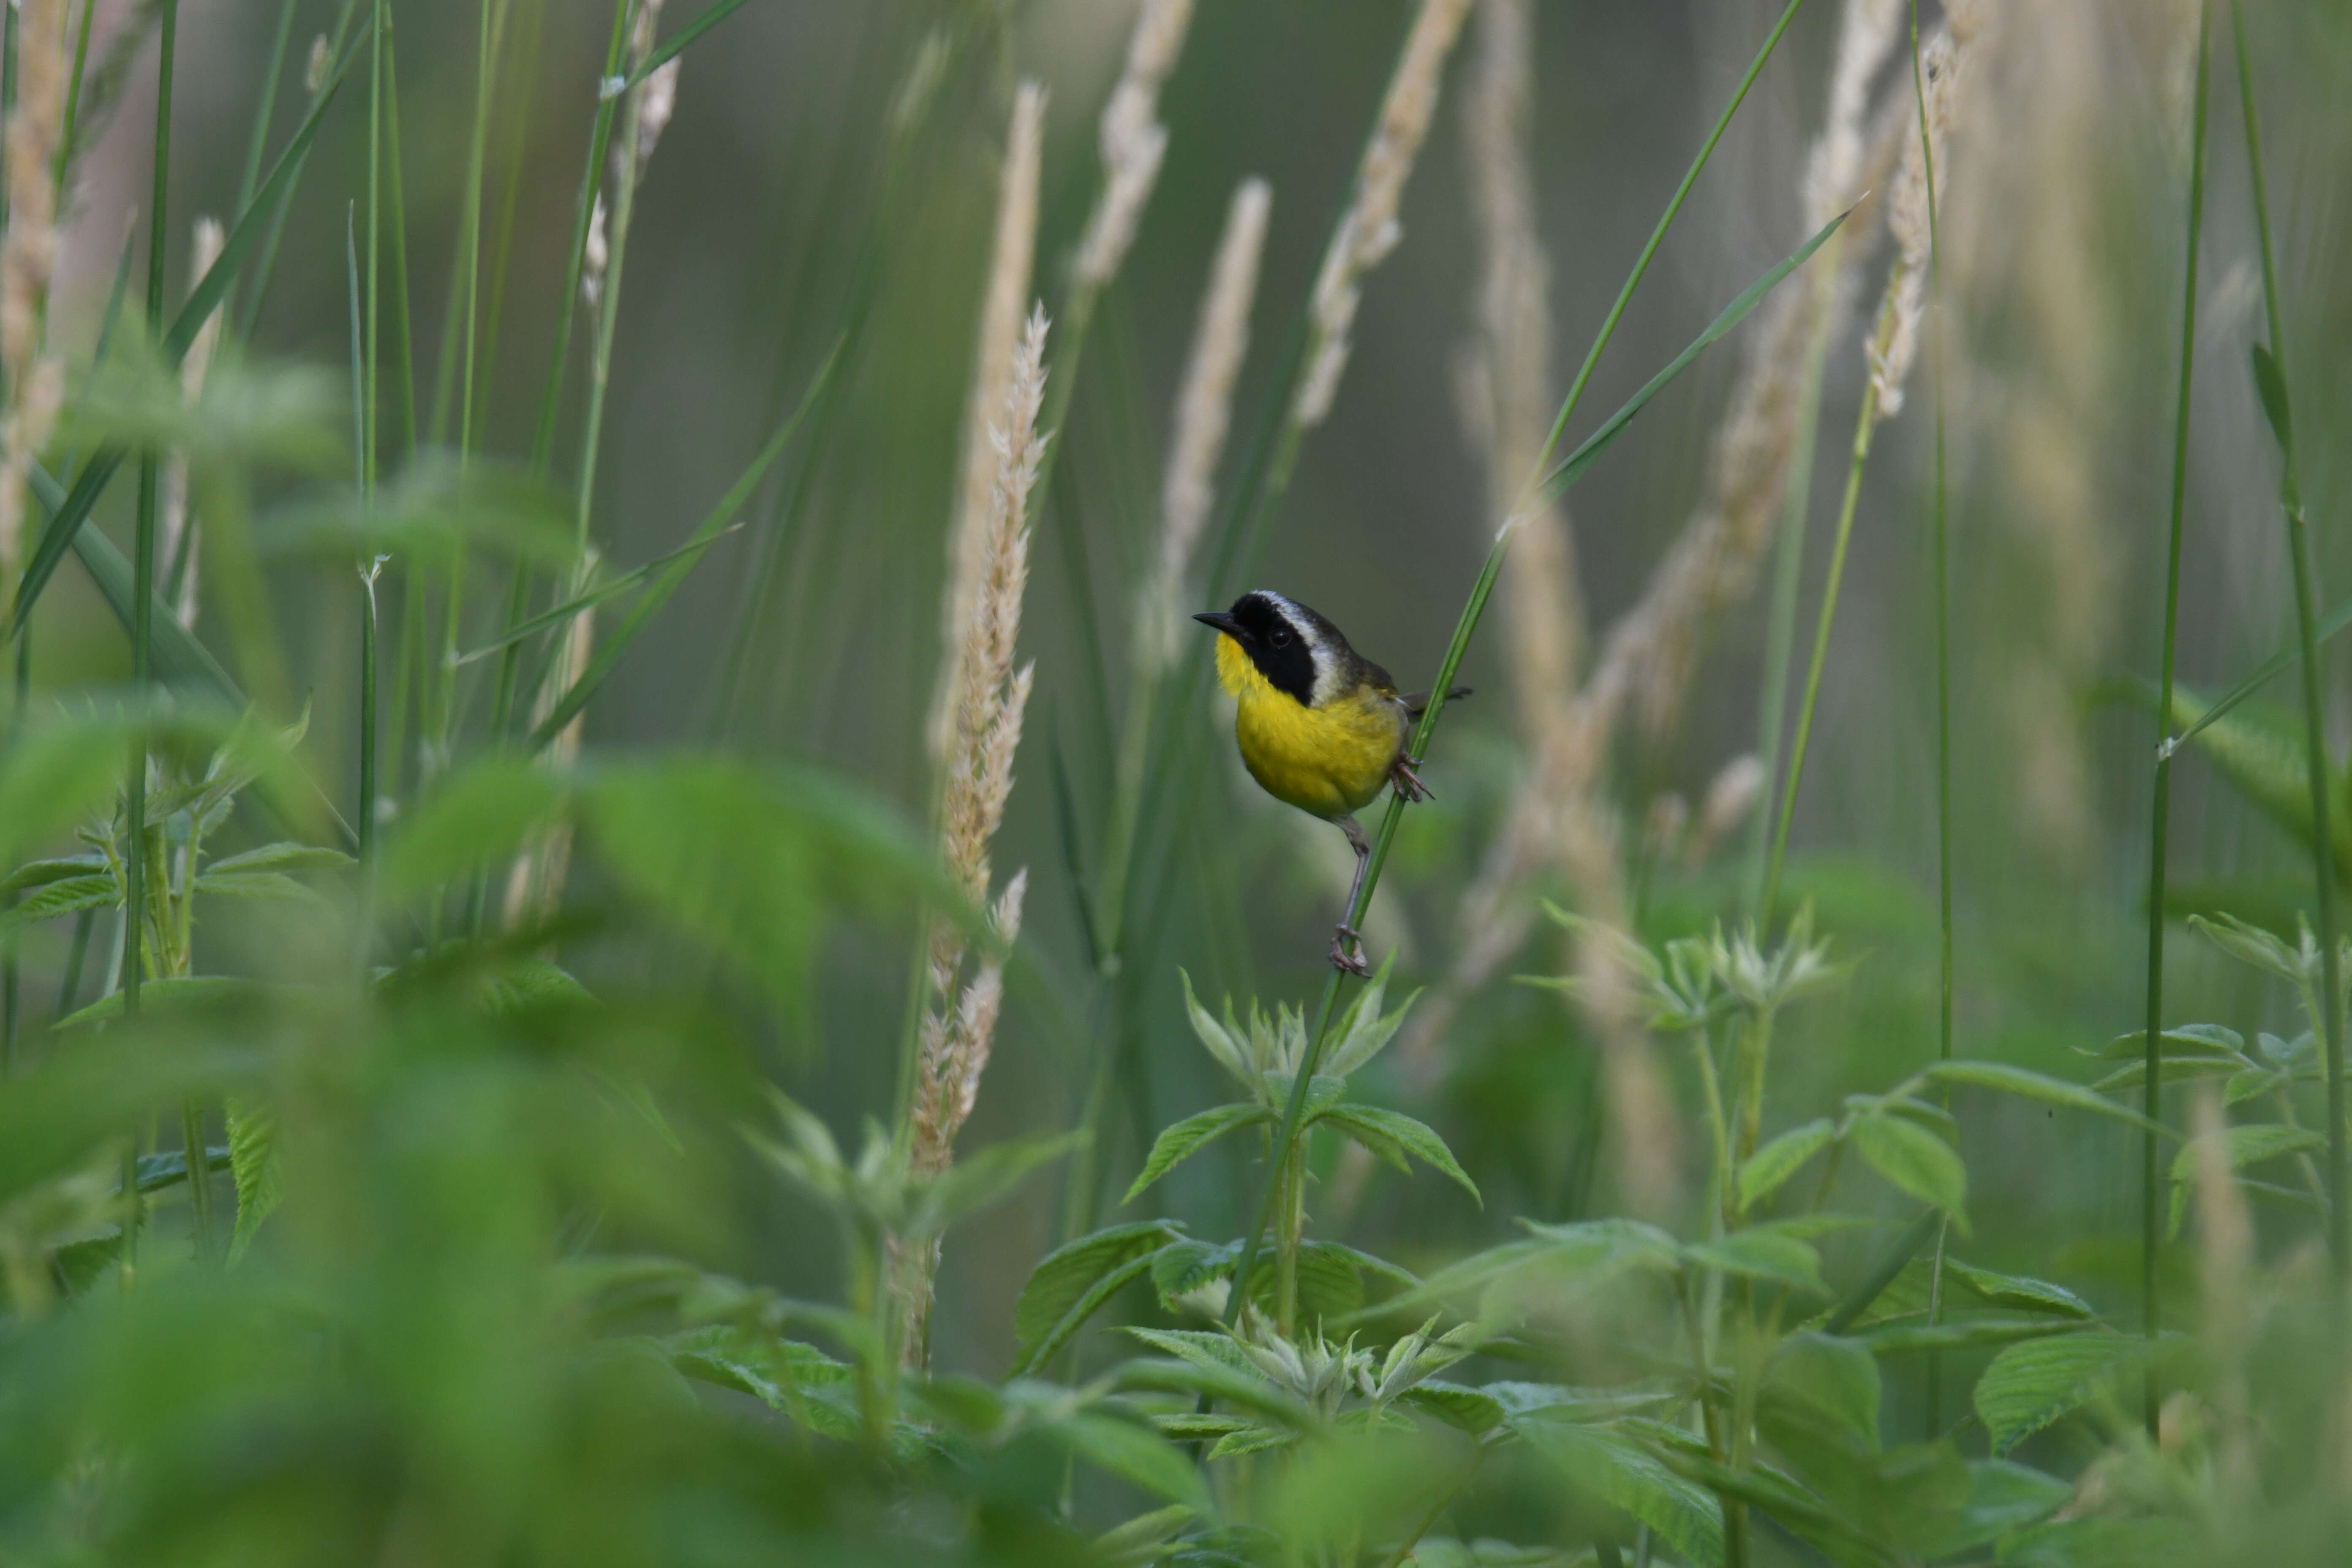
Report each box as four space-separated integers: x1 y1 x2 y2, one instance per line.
2231 1 2343 1285
2140 0 2211 1436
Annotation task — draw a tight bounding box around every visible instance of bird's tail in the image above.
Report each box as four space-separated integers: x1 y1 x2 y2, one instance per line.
1400 685 1473 719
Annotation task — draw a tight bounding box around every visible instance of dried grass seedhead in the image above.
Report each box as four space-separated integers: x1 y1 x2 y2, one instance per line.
0 0 69 591
1139 177 1270 672
1869 25 1965 417
932 82 1045 761
914 304 1052 1184
1294 0 1474 427
1074 0 1195 292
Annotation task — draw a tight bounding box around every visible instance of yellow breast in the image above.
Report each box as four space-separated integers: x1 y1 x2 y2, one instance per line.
1216 634 1405 819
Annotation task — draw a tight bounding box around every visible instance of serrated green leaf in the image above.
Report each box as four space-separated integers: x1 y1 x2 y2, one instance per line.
1516 1418 1724 1568
2167 1121 2324 1239
0 874 120 928
1972 1332 2148 1455
1152 1238 1239 1307
1739 1118 1838 1210
1685 1230 1826 1295
2093 1054 2248 1093
1013 1221 1180 1371
1764 1332 1880 1449
2087 1022 2245 1061
1318 1105 1479 1205
1125 1103 1269 1203
195 870 325 904
1925 1061 2162 1134
1942 1262 2093 1320
1857 1313 2085 1356
1851 1113 1967 1221
226 1098 281 1260
1054 1410 1210 1507
0 855 107 896
204 841 354 877
1399 1380 1506 1434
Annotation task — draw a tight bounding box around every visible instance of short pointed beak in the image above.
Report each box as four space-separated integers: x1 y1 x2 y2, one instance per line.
1193 610 1242 636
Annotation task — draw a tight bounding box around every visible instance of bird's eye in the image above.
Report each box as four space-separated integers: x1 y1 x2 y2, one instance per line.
1269 624 1292 648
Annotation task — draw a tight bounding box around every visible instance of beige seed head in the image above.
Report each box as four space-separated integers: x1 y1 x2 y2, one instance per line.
1293 0 1474 427
1074 0 1196 292
1140 177 1270 673
931 82 1045 761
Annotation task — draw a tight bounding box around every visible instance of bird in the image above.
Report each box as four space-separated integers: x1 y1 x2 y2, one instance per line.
1194 590 1465 976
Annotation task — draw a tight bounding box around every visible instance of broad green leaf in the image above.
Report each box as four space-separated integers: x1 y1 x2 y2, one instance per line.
0 874 119 928
195 870 324 904
2167 1121 2324 1239
1858 1313 2085 1356
0 855 106 895
1517 1418 1724 1568
1685 1230 1827 1295
2163 690 2352 880
1924 1060 2162 1134
0 1034 263 1208
1318 1104 1479 1204
1013 1221 1181 1368
1927 1459 2072 1557
56 975 259 1031
381 757 566 903
1972 1332 2148 1455
2093 1054 2249 1092
2085 1021 2246 1061
1851 1113 1966 1221
1125 1103 1269 1203
665 1325 859 1440
1739 1117 1838 1210
203 841 354 876
1399 1380 1506 1435
226 1097 281 1260
1764 1332 1881 1449
1152 1238 1240 1307
1943 1262 2093 1320
1093 1504 1195 1566
1051 1410 1209 1508
584 759 934 1024
0 710 149 868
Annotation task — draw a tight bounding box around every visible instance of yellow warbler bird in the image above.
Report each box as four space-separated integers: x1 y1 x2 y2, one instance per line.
1195 590 1465 975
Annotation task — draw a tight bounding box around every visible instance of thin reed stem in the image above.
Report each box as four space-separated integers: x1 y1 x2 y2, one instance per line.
1907 0 1956 1437
1760 379 1876 932
2142 0 2211 1438
236 0 299 215
2232 1 2344 1286
1222 0 1810 1331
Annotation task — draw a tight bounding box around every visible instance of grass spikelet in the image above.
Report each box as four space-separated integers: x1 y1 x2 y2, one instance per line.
0 0 68 595
1292 0 1474 428
160 215 225 631
931 82 1044 760
1073 0 1194 293
1138 176 1269 674
899 305 1051 1367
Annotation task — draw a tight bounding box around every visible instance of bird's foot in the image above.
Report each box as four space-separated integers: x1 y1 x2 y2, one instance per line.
1329 926 1373 977
1390 755 1433 803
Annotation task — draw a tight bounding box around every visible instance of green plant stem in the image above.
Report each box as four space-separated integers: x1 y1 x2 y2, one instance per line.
2232 3 2343 1287
1220 0 1810 1334
1759 377 1878 933
1908 0 1958 1440
2140 0 2212 1440
1746 248 1839 913
235 0 299 214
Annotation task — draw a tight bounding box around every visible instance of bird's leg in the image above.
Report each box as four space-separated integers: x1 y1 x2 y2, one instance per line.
1390 753 1433 803
1329 814 1373 977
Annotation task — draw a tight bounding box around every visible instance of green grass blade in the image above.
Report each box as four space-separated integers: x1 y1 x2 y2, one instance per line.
624 0 749 87
1537 202 1854 504
452 525 745 667
528 343 839 753
7 30 362 634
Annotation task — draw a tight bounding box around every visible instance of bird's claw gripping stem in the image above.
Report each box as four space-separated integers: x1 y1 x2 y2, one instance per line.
1390 755 1432 803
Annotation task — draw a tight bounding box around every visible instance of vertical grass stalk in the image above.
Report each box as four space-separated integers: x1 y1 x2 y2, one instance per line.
2140 0 2211 1436
2231 2 2344 1285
